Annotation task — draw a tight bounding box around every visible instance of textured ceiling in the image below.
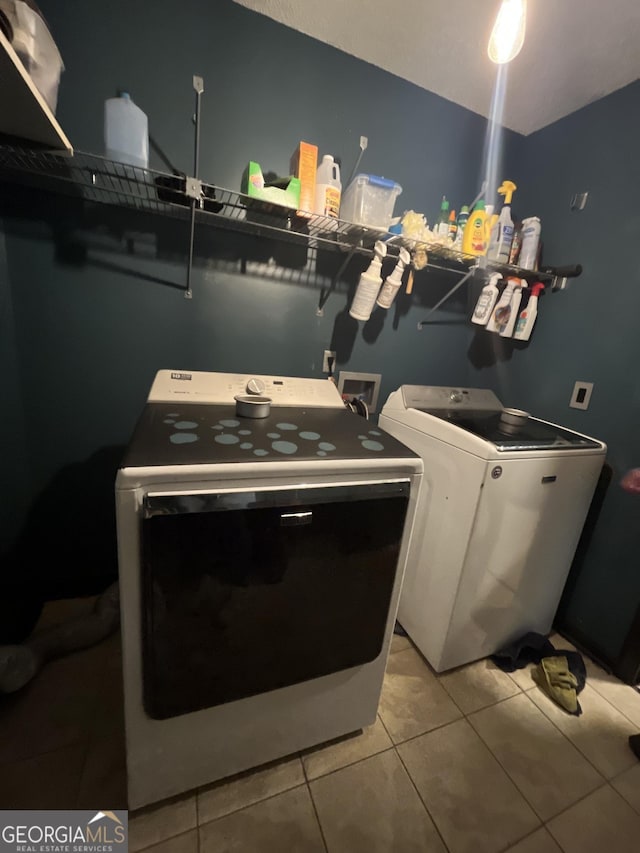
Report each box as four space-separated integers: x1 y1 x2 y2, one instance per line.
234 0 640 135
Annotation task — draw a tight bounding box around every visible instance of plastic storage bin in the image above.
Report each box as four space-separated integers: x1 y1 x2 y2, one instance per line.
0 0 64 113
340 173 402 230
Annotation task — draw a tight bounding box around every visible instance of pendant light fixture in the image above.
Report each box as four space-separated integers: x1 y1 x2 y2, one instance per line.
488 0 527 64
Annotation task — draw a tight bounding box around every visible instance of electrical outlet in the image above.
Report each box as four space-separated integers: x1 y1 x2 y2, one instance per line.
322 350 336 374
569 381 594 410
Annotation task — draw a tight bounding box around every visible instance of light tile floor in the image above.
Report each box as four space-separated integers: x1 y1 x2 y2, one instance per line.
3 605 640 852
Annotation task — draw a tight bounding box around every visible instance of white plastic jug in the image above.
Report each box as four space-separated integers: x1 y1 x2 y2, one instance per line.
104 92 149 168
314 154 341 218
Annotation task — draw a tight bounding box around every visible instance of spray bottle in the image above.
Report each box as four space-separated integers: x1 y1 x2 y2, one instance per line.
349 241 387 321
471 273 501 326
376 247 411 309
514 283 545 340
486 276 524 336
487 180 517 263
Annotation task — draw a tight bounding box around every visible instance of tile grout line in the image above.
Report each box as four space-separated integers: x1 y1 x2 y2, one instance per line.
464 693 605 825
304 782 330 853
131 828 196 853
393 741 453 853
382 689 526 753
521 683 639 782
195 786 200 853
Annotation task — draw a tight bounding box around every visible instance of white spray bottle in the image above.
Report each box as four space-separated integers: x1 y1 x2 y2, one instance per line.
376 247 411 309
487 180 516 263
349 241 388 321
471 272 501 326
514 282 545 340
486 276 523 335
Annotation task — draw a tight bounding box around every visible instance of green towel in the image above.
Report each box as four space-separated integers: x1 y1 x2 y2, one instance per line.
533 655 582 715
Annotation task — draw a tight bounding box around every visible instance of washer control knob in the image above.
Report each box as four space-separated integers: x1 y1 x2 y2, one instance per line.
450 390 463 403
246 378 266 395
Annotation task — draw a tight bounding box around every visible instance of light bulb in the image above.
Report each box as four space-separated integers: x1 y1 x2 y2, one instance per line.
488 0 527 64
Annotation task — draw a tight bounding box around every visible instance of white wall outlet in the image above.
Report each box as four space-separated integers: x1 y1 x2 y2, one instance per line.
322 350 336 374
569 381 594 410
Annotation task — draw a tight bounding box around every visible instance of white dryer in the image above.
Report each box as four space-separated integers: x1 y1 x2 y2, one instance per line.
116 370 422 808
379 385 606 672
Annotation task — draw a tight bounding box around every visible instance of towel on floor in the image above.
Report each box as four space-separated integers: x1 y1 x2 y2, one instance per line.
491 631 587 695
533 655 583 716
491 631 555 672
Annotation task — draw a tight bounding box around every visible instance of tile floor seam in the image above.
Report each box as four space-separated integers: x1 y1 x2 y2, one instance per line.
303 746 396 782
73 736 93 809
134 828 195 853
305 780 331 853
0 733 90 770
392 742 454 853
522 683 637 781
464 696 605 824
585 680 640 731
196 782 309 832
195 786 200 853
437 678 524 717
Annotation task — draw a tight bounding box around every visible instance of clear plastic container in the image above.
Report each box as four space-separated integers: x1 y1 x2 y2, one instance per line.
104 93 149 169
1 0 64 113
340 173 402 229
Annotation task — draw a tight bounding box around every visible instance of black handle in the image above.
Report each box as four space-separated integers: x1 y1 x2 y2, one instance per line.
540 264 582 278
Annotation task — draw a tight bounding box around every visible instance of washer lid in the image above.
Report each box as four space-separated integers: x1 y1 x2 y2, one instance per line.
416 408 602 452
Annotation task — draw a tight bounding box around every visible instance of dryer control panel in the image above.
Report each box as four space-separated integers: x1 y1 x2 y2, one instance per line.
148 370 345 408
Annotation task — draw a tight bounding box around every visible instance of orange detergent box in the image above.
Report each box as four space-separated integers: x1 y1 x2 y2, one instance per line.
290 141 318 217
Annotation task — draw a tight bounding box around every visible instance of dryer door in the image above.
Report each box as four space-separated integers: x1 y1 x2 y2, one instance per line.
140 480 410 719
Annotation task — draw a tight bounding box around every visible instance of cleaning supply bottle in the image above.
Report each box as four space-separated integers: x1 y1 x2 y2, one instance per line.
376 247 411 309
486 276 523 336
314 154 342 219
448 210 457 243
453 205 469 251
462 200 488 256
349 241 387 321
104 92 149 168
487 181 517 263
514 283 545 340
435 196 450 237
471 273 501 326
519 216 542 269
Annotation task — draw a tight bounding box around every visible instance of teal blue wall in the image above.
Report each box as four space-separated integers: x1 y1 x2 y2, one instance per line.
8 1 634 668
1 0 523 593
468 80 640 664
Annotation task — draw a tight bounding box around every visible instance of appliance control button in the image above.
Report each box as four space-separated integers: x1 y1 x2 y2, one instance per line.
491 466 503 479
450 390 463 403
246 378 266 395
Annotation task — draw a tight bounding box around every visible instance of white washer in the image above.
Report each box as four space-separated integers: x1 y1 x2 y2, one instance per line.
116 370 422 808
379 385 606 672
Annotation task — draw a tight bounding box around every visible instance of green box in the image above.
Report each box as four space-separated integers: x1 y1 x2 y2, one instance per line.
241 161 301 210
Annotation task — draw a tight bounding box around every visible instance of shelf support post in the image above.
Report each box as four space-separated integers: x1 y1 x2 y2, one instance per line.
185 75 204 300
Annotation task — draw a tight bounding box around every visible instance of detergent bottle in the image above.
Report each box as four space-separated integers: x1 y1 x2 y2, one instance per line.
487 180 517 263
462 200 488 256
314 154 342 218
